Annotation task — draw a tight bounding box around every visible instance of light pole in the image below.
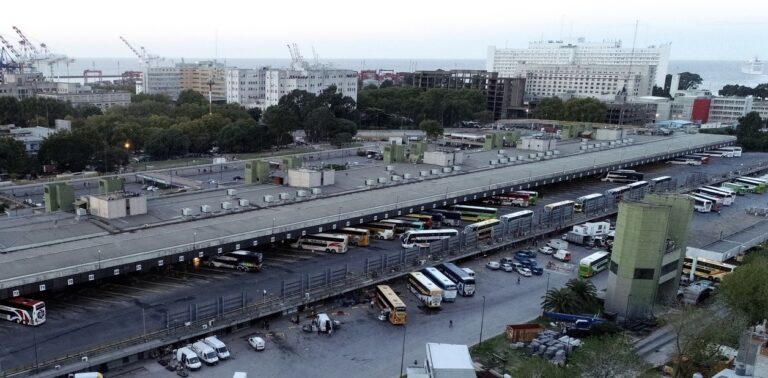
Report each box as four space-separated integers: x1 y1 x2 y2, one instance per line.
97 249 102 270
142 308 147 339
546 272 551 293
193 232 197 250
399 324 407 377
478 295 486 345
272 218 276 234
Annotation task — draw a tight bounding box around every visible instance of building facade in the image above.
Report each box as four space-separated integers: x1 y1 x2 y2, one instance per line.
178 61 227 101
605 194 694 320
225 68 268 108
523 64 653 101
706 96 768 125
137 67 182 100
39 91 131 111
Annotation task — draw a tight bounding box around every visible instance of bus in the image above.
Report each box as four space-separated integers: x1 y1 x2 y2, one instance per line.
514 191 539 205
207 250 263 272
374 285 407 325
401 229 459 248
407 213 441 228
484 192 530 207
703 150 729 157
544 200 575 213
605 185 631 203
421 267 458 303
721 146 742 157
682 256 737 282
362 222 396 240
426 209 462 227
650 176 673 186
734 177 768 194
689 193 722 212
464 219 501 240
722 181 752 194
407 272 443 309
381 219 425 233
437 263 476 296
500 210 535 223
686 195 713 213
701 186 737 204
668 157 701 165
713 148 736 157
578 251 611 278
450 205 498 221
399 215 433 229
574 193 604 212
602 170 644 183
291 233 349 253
684 155 710 164
0 297 46 326
339 227 371 247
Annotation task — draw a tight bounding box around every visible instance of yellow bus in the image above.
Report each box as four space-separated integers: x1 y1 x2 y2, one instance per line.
361 223 396 240
682 256 736 282
339 227 370 247
407 272 443 308
375 285 407 325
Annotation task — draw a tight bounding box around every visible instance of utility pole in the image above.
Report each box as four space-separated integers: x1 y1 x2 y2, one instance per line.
207 79 214 114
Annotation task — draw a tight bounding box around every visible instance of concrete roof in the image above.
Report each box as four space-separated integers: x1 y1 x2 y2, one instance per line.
426 343 474 370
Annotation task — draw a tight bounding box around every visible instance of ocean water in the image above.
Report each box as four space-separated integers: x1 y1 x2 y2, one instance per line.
52 58 767 92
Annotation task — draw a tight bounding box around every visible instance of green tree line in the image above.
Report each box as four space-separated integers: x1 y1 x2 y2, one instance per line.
719 83 768 99
531 97 607 123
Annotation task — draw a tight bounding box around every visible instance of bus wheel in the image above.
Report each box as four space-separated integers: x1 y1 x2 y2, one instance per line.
325 249 332 253
378 235 385 240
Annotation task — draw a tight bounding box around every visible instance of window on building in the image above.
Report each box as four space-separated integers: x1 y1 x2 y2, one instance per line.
610 260 618 274
633 268 655 280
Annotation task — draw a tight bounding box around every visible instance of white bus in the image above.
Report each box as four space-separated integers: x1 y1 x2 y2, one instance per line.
464 218 501 240
697 187 735 206
421 267 458 303
723 146 742 157
407 272 443 309
499 210 534 223
291 233 349 253
602 170 644 183
605 185 631 203
689 192 723 212
362 223 396 240
574 193 604 212
339 228 371 247
650 176 673 186
0 297 46 326
544 200 575 213
437 263 476 296
401 229 459 248
686 195 713 213
381 218 425 233
578 251 611 278
713 148 738 157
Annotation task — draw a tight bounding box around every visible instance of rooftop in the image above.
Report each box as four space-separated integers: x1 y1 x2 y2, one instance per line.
426 343 474 370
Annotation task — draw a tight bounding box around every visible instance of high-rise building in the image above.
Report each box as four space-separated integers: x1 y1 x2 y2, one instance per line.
523 63 653 101
605 194 694 320
136 67 182 100
178 61 227 101
226 68 268 108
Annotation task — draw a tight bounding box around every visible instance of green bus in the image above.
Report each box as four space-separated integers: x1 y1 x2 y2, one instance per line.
514 191 539 205
720 182 746 195
734 177 767 194
578 251 611 278
449 205 498 222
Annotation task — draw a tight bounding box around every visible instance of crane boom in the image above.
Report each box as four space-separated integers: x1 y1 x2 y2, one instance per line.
119 36 144 61
12 26 40 55
0 34 21 60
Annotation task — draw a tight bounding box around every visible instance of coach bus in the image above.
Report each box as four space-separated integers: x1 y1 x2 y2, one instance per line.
437 263 476 296
484 192 530 207
207 250 263 272
500 210 534 223
407 213 441 228
362 222 396 240
407 272 443 309
719 146 742 157
291 233 349 253
339 228 371 247
401 229 459 248
734 177 768 194
544 200 575 213
602 169 644 183
668 157 701 165
381 219 425 233
689 193 723 212
421 267 458 302
0 297 46 326
578 251 611 278
464 218 501 240
722 181 752 194
574 193 604 212
450 205 498 221
650 176 673 187
514 190 539 205
374 285 407 325
701 186 737 204
682 256 737 282
426 209 462 227
685 155 710 164
605 185 631 203
399 216 433 229
686 195 713 213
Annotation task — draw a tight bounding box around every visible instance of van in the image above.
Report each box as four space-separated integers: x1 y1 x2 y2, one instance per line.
547 239 568 250
203 336 230 360
553 249 571 262
174 346 202 370
191 340 219 365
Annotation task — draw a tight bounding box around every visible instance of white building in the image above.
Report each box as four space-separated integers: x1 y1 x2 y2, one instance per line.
136 67 182 100
487 39 671 86
406 343 476 378
39 91 131 111
225 68 268 108
524 63 654 101
7 121 70 154
708 96 755 124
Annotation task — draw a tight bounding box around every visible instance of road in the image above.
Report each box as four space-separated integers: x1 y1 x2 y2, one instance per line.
1 152 764 374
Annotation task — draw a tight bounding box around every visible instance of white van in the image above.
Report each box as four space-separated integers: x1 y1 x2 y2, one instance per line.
191 340 219 365
553 249 572 262
174 347 202 370
203 336 230 360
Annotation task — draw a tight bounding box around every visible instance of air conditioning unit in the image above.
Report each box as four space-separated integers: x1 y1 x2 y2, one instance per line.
311 188 322 195
378 177 388 183
365 179 375 186
182 208 192 216
227 189 237 196
420 170 429 177
452 166 461 171
442 167 452 173
430 169 439 175
392 175 402 181
238 199 250 207
279 193 290 200
200 205 212 213
403 173 413 180
385 165 394 171
296 190 308 197
81 357 88 363
264 195 274 203
221 201 232 210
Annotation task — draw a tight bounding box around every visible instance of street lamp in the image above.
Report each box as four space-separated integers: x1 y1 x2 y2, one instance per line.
193 232 197 250
399 324 407 377
545 272 551 293
97 249 102 270
478 295 487 345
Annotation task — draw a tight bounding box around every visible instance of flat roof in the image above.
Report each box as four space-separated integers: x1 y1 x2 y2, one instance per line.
426 343 474 370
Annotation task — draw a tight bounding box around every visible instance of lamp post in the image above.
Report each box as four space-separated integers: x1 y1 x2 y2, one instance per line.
545 272 551 293
97 249 102 270
478 295 486 345
399 324 407 377
193 232 197 250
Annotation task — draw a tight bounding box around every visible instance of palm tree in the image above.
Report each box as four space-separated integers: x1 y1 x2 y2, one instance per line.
566 278 599 312
541 288 580 314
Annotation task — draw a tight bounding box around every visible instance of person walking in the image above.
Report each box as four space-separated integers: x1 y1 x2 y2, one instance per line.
449 320 453 328
517 277 521 285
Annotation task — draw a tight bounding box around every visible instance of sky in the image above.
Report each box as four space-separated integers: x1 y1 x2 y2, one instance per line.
3 0 768 61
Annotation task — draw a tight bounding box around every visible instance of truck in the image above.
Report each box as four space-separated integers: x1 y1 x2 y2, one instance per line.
174 346 202 371
191 340 219 365
572 221 610 237
543 311 603 330
302 313 341 334
547 239 568 250
553 249 571 262
565 231 594 246
203 336 230 360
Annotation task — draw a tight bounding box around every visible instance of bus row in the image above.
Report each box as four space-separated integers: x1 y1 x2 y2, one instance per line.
375 262 476 325
573 176 672 212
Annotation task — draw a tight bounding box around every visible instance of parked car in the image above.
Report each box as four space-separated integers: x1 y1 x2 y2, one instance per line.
514 255 530 264
529 266 544 275
520 259 539 268
538 246 555 255
501 263 514 272
515 250 537 259
516 267 532 277
248 336 266 351
500 257 516 265
512 262 523 270
485 261 501 270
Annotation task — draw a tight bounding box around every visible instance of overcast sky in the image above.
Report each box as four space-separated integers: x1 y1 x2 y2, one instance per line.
4 0 767 60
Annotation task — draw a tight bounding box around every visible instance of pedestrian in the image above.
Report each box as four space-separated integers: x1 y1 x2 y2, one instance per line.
717 210 721 215
370 300 374 309
517 277 521 285
449 320 453 328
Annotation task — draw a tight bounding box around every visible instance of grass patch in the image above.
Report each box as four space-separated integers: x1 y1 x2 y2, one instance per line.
469 334 527 374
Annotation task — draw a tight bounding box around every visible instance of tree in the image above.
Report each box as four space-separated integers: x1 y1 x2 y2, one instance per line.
38 131 95 172
419 119 443 139
563 98 607 123
569 334 649 378
304 107 336 143
677 72 703 90
652 85 671 98
735 112 765 151
331 132 353 147
144 128 190 159
541 287 580 314
532 97 564 120
719 255 768 324
131 93 171 104
565 278 600 312
218 120 272 153
77 104 103 118
176 89 207 106
380 79 394 88
0 138 31 177
511 356 572 378
279 89 318 123
262 105 299 146
247 107 262 122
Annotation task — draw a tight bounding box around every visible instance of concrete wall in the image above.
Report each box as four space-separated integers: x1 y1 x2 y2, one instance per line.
288 169 322 188
128 196 148 216
423 151 464 167
519 138 557 151
595 128 627 141
88 195 148 219
99 177 124 194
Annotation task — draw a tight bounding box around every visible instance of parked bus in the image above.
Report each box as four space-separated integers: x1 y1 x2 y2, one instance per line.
703 150 729 157
339 228 371 247
374 285 407 325
499 210 534 223
401 229 459 248
602 169 644 183
207 250 263 272
0 297 46 326
437 263 476 296
605 185 631 203
693 186 736 206
682 256 737 282
689 193 722 212
407 272 443 309
712 148 735 157
421 267 458 303
484 192 530 207
668 157 701 165
450 205 498 221
650 176 673 186
362 222 396 240
399 215 433 229
721 146 742 157
722 181 752 194
578 251 611 278
464 218 501 240
514 191 539 205
684 155 710 164
686 195 713 213
408 213 441 228
734 177 768 194
426 209 462 227
291 233 349 253
544 200 575 213
574 193 604 212
381 219 425 233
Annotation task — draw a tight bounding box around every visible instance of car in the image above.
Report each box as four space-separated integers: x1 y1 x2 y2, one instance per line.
232 176 243 181
521 259 539 268
529 266 544 275
538 246 555 255
485 261 501 270
248 336 265 351
501 263 514 272
515 250 536 259
512 262 523 270
516 267 532 277
514 255 530 264
500 257 516 265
